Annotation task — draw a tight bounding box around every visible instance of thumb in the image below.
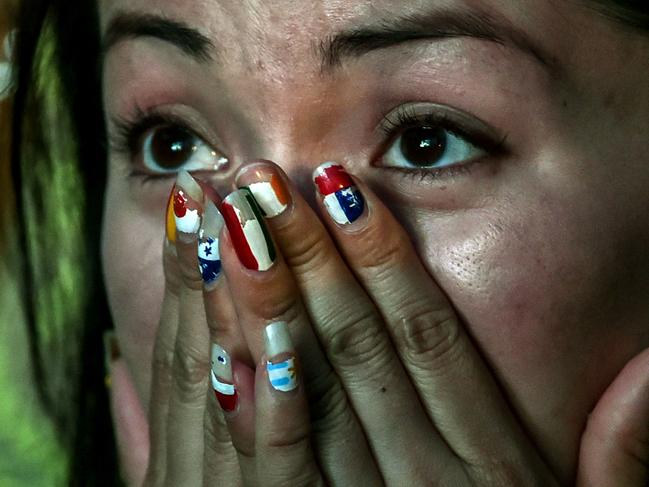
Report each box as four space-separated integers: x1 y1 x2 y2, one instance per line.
106 332 150 486
577 347 649 487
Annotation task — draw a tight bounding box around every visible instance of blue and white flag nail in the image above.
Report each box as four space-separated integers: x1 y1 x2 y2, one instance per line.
267 357 298 392
197 201 224 287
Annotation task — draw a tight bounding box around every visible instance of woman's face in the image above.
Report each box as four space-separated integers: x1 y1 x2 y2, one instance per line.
99 0 649 479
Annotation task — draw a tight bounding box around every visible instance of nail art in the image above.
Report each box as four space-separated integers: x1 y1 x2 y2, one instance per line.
165 185 177 244
173 171 203 237
245 174 290 218
211 344 238 412
221 188 276 271
264 321 299 392
313 162 365 225
198 201 224 288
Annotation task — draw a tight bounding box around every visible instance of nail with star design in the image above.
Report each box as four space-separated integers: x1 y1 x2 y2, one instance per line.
313 162 365 225
236 163 291 218
198 200 224 289
264 321 299 393
222 188 276 271
173 170 203 242
211 343 238 412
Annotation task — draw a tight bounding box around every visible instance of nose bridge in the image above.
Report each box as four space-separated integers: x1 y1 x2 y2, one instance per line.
242 79 343 200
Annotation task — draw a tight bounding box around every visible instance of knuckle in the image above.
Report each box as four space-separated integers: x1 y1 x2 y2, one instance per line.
172 342 210 398
255 290 301 324
151 345 175 386
355 226 409 279
325 311 392 371
304 370 350 434
398 308 464 372
283 226 335 276
203 410 235 458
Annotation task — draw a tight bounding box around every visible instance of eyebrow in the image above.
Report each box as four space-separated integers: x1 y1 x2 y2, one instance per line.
102 12 215 63
319 7 556 74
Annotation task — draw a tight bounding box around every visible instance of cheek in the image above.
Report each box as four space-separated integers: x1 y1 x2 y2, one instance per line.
405 193 648 475
102 181 166 405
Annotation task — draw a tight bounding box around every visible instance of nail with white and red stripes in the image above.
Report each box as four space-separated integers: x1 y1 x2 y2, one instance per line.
221 188 276 271
211 343 238 413
313 162 365 225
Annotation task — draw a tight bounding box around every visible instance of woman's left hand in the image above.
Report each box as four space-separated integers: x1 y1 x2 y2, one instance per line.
200 159 649 486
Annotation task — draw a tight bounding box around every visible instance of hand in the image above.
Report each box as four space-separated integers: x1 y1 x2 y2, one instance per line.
204 160 649 486
107 162 649 486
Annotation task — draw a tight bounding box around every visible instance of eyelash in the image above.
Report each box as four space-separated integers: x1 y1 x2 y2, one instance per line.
109 105 508 182
376 106 508 182
109 106 189 156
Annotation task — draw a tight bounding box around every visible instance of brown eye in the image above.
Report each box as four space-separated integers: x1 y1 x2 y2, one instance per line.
382 124 485 170
400 127 447 167
149 125 197 170
141 125 228 174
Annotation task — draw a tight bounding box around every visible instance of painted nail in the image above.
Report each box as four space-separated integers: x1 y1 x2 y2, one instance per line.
221 188 276 271
165 185 177 244
264 321 298 393
313 162 365 225
211 343 238 412
243 173 290 218
198 201 224 288
173 171 203 241
103 330 121 389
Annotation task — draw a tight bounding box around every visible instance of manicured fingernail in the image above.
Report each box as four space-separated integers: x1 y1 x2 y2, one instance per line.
241 172 290 218
264 321 298 393
165 185 177 244
198 201 224 289
221 188 276 271
313 162 365 225
103 330 121 389
211 343 238 412
173 171 203 241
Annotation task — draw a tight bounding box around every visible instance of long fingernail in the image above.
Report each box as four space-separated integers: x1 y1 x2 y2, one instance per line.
173 171 203 241
165 185 177 244
313 162 365 225
198 200 224 289
103 330 121 389
222 188 276 271
211 344 238 412
238 166 290 218
264 321 298 393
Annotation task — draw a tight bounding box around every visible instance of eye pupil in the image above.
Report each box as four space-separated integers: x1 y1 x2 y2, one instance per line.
151 126 196 169
400 126 447 166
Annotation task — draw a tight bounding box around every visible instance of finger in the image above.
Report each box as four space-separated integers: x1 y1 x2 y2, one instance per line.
197 193 256 485
219 183 382 485
255 322 323 487
143 189 184 487
163 171 213 486
234 164 438 483
577 348 649 487
204 345 255 486
106 334 149 487
312 162 554 482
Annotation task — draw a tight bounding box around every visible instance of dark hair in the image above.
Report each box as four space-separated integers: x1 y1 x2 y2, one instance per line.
12 0 118 485
10 0 649 485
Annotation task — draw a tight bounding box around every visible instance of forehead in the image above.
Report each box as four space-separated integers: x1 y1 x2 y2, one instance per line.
98 0 557 73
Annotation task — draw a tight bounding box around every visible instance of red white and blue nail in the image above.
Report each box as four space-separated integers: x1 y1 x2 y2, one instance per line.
198 201 224 288
313 162 365 225
221 188 276 271
211 343 238 412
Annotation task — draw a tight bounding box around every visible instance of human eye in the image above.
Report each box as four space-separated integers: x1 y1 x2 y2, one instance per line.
376 103 506 176
109 107 228 179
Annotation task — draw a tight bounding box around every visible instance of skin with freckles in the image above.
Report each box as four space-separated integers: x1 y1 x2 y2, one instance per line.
99 0 649 482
